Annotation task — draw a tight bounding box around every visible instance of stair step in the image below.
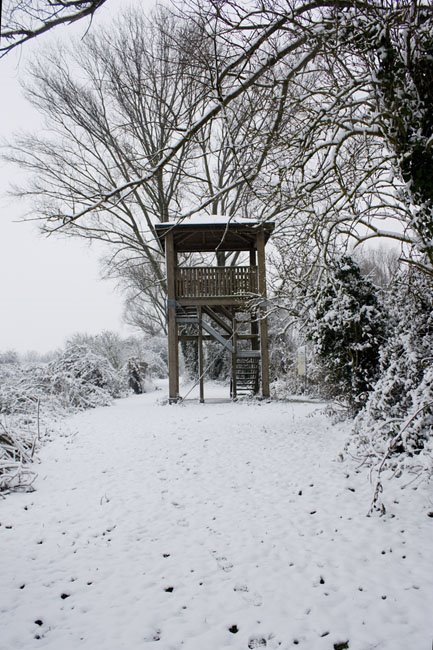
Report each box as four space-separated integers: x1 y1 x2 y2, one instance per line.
235 354 259 396
176 306 199 323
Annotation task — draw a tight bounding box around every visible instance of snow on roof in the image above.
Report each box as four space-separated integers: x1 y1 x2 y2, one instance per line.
158 213 266 227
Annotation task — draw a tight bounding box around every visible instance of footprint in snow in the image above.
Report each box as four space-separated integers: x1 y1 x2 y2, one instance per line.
177 518 189 527
143 629 161 642
216 556 233 572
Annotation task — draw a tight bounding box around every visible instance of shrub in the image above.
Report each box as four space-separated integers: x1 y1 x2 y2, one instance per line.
353 270 433 467
339 269 433 512
47 344 125 409
305 256 385 411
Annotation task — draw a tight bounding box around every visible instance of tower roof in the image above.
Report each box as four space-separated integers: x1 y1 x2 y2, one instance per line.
155 215 275 252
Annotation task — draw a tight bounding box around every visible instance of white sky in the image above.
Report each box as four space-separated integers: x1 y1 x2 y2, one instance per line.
0 0 157 354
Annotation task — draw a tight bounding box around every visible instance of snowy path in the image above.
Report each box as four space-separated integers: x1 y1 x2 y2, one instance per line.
1 385 432 650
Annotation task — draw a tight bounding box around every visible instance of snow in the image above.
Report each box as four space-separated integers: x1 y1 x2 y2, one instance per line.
161 214 261 227
1 382 432 650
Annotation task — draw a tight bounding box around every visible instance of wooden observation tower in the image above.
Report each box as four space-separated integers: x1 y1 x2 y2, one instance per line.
155 216 275 402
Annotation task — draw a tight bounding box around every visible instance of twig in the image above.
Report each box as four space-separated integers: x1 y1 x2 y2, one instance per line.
369 400 433 515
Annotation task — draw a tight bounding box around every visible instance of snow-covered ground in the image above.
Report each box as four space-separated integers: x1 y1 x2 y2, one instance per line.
1 383 432 650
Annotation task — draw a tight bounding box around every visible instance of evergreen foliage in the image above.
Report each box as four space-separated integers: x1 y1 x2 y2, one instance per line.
354 270 433 459
306 256 385 411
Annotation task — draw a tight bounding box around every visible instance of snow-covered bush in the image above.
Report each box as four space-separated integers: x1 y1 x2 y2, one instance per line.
0 364 47 415
66 331 168 380
137 335 168 379
0 350 19 365
352 270 433 508
305 256 385 412
270 346 322 399
0 417 38 492
124 358 148 394
47 344 125 409
0 364 48 492
66 331 127 370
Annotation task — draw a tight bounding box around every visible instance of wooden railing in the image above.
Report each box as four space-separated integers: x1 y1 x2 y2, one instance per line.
176 266 258 298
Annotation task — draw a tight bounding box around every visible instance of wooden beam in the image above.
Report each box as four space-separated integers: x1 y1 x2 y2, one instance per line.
177 297 252 307
256 228 270 398
231 316 238 399
198 307 204 403
179 333 257 341
201 306 232 334
166 231 179 402
250 247 259 356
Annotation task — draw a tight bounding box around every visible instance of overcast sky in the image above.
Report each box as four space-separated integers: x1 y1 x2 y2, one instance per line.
0 0 157 354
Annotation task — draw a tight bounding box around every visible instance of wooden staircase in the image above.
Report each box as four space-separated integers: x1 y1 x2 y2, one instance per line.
176 305 200 324
233 356 260 397
176 305 234 353
176 304 260 397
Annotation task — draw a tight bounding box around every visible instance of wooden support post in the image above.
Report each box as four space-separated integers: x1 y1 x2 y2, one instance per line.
249 248 259 353
251 311 260 353
166 231 179 402
256 229 270 398
198 307 204 403
250 248 260 394
231 316 238 399
249 248 256 267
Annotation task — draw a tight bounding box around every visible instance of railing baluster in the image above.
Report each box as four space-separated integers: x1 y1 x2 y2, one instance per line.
174 266 257 298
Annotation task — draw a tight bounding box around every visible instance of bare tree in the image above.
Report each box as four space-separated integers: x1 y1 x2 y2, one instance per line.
0 0 108 57
102 256 168 336
6 4 293 331
5 7 212 330
51 0 431 276
7 1 433 336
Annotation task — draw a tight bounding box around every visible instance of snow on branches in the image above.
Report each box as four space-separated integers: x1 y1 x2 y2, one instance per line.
305 255 385 412
0 0 108 57
350 269 433 512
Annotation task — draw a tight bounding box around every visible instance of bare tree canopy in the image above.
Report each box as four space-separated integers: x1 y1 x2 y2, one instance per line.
5 4 295 331
4 0 433 334
0 0 107 56
44 0 430 273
